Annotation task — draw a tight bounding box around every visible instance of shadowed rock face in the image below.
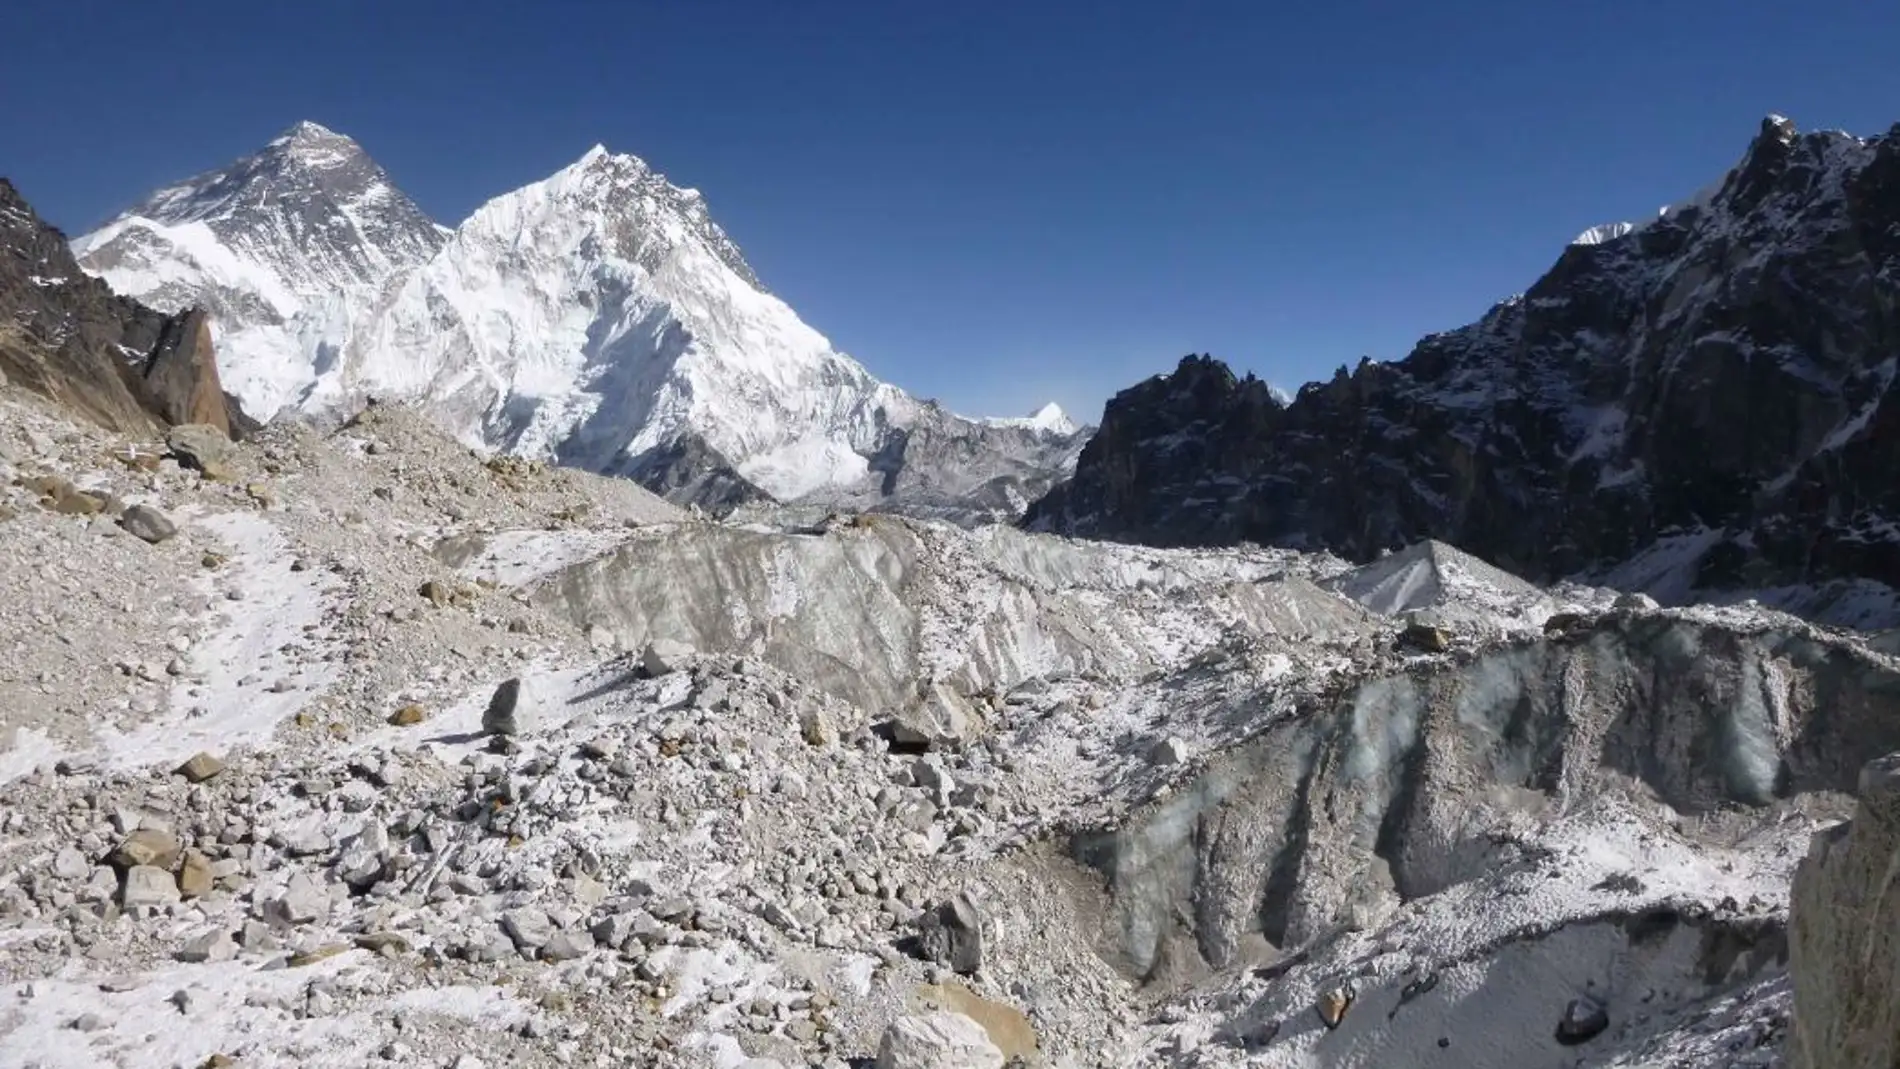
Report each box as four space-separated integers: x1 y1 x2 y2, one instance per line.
1077 616 1900 981
1789 752 1900 1069
0 179 248 437
1028 117 1900 602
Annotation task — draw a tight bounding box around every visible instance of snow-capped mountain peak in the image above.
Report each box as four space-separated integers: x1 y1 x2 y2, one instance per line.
73 121 448 419
985 401 1078 435
74 127 1088 519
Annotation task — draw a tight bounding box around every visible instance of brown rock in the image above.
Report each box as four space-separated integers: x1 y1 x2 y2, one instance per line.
112 828 182 870
387 704 428 727
167 423 236 482
142 311 234 435
1316 986 1354 1029
176 752 225 783
1398 623 1452 653
287 944 350 967
52 490 105 515
177 850 214 899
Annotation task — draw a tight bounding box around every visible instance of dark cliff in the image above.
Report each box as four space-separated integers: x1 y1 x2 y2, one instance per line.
1028 117 1900 599
0 179 250 438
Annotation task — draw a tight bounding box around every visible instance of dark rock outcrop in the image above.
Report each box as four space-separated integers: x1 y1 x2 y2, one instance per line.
1028 117 1900 601
1788 752 1900 1069
0 178 249 437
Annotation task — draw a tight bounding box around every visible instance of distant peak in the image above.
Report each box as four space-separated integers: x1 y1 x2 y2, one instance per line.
272 120 349 146
984 402 1078 435
1026 401 1072 429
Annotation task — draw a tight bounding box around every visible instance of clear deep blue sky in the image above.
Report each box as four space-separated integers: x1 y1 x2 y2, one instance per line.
6 1 1898 422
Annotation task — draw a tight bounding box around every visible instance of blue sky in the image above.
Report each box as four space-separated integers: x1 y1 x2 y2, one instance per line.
5 1 1898 422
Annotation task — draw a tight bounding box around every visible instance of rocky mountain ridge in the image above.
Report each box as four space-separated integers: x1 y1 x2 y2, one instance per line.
75 123 1087 522
1027 116 1900 621
0 178 248 440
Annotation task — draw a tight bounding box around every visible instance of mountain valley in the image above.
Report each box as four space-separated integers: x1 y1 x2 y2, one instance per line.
0 113 1894 1069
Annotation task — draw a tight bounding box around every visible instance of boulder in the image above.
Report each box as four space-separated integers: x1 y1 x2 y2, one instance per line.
482 677 528 736
335 822 391 889
262 871 328 926
112 828 182 870
1789 752 1900 1069
1555 996 1609 1045
387 703 427 726
1397 623 1452 653
122 865 181 909
1613 591 1661 612
119 504 178 544
1316 986 1354 1030
875 1011 1004 1069
177 850 215 898
890 682 982 750
175 751 224 782
167 423 235 481
501 908 554 953
176 928 237 963
641 638 693 677
915 892 984 975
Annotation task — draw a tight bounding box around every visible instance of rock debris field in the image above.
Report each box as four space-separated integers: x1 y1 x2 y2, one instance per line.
0 381 1896 1069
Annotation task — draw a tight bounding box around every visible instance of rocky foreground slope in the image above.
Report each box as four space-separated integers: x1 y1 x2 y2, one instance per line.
1028 116 1900 624
1 369 1894 1067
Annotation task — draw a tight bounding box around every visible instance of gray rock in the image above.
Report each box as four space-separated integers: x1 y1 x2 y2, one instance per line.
263 872 328 925
501 907 554 952
482 677 528 736
1789 750 1900 1069
911 760 955 805
541 929 595 962
875 1011 1003 1069
335 822 390 889
1612 591 1661 612
1149 737 1189 765
119 504 179 544
890 683 981 750
121 865 181 909
590 912 639 949
641 638 693 677
915 892 983 975
1555 996 1609 1045
52 847 88 881
167 424 235 479
176 928 237 963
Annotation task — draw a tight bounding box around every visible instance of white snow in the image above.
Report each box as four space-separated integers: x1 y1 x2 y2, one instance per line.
1572 221 1636 246
74 132 1087 506
982 401 1080 435
103 512 340 769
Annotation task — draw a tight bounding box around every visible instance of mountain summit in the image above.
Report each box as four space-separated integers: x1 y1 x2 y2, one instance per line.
76 125 1084 519
1028 116 1900 620
72 121 447 417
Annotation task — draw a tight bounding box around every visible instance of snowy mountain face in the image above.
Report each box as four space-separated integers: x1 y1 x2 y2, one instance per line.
1029 116 1900 621
75 126 1086 520
72 122 446 420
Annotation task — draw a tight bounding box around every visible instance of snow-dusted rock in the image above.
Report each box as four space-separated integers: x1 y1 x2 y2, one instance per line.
877 1011 1004 1069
